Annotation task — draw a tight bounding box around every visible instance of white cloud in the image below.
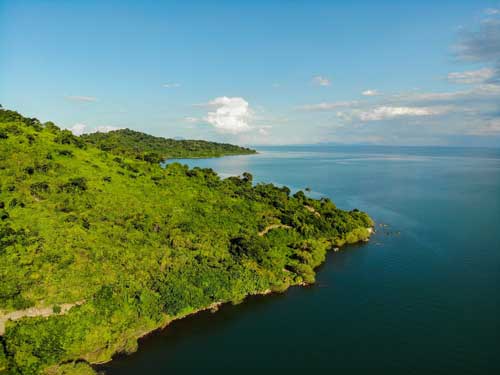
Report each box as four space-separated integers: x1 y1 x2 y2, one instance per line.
258 128 270 136
66 96 97 102
67 123 122 135
394 90 467 102
163 83 181 88
484 8 500 15
204 96 252 134
467 118 500 135
359 106 450 121
68 123 87 135
94 126 122 133
362 89 380 96
312 75 331 86
336 111 353 122
298 101 358 111
447 67 495 84
454 18 500 64
475 83 500 94
392 84 500 104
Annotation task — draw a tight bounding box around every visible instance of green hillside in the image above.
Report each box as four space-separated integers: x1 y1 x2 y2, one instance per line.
0 107 372 374
81 128 256 163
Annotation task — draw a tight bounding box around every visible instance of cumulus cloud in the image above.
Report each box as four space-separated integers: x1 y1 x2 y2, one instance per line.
359 106 450 121
68 123 87 135
94 126 122 133
204 97 252 134
67 123 122 135
312 75 331 86
66 96 97 102
163 83 181 88
447 67 495 84
362 89 380 96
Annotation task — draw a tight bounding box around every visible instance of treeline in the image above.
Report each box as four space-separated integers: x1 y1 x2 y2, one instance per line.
0 105 256 163
0 107 372 374
81 128 256 163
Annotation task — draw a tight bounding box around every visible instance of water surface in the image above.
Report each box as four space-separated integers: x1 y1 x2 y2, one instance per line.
101 145 500 374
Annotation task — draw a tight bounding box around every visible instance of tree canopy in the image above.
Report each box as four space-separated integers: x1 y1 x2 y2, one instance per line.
81 128 256 162
0 107 372 375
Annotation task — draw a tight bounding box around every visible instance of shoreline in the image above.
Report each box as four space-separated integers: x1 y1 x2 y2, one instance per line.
91 228 373 370
92 288 274 367
163 150 258 162
1 224 373 374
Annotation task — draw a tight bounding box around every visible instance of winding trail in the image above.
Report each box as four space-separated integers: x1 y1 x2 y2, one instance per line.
258 224 291 236
258 205 321 237
0 300 85 335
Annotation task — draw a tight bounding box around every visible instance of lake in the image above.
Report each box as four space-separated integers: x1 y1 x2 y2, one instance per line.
100 145 500 374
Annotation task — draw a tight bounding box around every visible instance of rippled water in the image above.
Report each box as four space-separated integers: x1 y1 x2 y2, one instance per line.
101 145 500 374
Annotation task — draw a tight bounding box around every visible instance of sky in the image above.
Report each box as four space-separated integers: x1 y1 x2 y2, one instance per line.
1 0 500 147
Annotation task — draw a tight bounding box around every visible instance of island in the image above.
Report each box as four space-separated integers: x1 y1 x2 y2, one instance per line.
0 107 373 375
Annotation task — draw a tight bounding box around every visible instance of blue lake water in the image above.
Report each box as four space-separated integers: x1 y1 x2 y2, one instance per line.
101 145 500 374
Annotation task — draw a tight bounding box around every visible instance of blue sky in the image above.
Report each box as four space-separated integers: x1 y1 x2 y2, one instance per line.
1 0 500 146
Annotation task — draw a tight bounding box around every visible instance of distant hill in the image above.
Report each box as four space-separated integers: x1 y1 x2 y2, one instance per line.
81 128 256 163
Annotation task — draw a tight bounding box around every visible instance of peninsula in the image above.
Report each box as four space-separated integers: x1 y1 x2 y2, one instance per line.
0 107 372 375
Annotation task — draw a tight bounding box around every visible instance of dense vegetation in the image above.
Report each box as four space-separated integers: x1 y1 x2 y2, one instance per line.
0 107 373 374
81 128 256 163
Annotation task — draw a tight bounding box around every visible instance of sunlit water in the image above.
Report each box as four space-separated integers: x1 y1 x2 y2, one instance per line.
100 145 500 374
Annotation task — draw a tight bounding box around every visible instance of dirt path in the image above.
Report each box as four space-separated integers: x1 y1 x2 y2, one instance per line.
304 205 321 217
0 300 85 335
258 223 291 236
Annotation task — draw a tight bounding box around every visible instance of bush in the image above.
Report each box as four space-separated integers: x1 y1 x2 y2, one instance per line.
0 209 9 220
0 341 7 373
54 130 86 149
30 182 50 195
57 149 73 157
44 121 60 134
60 177 88 193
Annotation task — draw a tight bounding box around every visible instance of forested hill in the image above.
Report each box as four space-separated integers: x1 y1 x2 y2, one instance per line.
81 128 256 162
0 106 255 162
0 107 372 375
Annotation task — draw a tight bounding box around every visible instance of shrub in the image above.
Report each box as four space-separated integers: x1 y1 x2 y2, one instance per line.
57 149 73 157
60 177 88 193
0 210 9 220
30 182 50 195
